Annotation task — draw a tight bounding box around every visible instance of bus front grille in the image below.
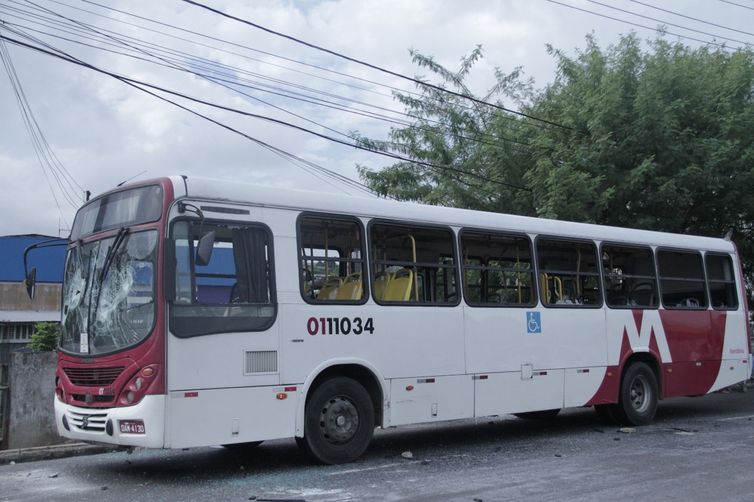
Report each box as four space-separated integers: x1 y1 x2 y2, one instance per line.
68 410 108 432
64 366 124 386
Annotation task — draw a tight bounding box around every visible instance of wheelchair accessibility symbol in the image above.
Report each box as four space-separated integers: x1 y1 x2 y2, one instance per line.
526 311 541 334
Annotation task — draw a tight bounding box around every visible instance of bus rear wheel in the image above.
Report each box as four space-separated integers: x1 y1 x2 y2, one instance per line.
298 377 374 464
611 362 658 426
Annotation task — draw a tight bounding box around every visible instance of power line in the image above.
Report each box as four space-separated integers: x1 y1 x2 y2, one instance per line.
629 0 754 38
3 15 536 157
719 0 754 11
75 0 546 134
0 39 74 226
181 0 571 131
1 4 541 152
42 0 403 102
24 0 357 142
0 36 82 205
0 32 531 193
77 0 419 98
585 0 752 46
4 0 426 126
3 3 540 191
0 26 377 197
544 0 735 51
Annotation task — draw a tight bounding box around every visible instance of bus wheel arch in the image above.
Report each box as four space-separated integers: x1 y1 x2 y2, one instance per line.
302 363 385 429
613 354 661 426
621 352 663 398
297 367 380 464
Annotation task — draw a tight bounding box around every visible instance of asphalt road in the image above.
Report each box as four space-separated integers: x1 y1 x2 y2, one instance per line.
2 389 754 501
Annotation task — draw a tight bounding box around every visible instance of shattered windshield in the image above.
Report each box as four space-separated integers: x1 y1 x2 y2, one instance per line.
60 230 158 355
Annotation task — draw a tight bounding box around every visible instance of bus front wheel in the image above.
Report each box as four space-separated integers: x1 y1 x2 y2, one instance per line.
298 377 375 464
612 362 658 426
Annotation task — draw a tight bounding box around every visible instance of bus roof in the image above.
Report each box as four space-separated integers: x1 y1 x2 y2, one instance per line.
169 175 734 254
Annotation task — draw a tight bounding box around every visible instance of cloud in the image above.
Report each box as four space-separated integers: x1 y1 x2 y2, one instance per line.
0 0 744 236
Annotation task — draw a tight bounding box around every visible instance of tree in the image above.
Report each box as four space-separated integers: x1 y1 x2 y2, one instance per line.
356 46 537 217
359 34 754 298
28 322 59 352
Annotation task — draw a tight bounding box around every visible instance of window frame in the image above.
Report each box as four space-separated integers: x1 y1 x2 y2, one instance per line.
71 184 164 240
599 242 659 310
367 219 461 307
655 247 709 311
168 217 277 338
459 228 537 308
535 235 604 309
296 212 369 306
704 252 739 311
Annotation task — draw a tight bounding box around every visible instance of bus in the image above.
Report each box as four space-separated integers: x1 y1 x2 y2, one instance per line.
46 175 752 464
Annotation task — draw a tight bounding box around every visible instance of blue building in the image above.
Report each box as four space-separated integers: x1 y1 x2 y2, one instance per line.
0 234 66 283
0 234 66 344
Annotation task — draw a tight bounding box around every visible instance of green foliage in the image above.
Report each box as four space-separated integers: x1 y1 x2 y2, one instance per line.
360 34 754 300
356 46 537 216
28 322 60 352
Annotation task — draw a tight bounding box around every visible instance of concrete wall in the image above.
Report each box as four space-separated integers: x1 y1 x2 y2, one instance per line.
6 352 65 449
0 283 62 311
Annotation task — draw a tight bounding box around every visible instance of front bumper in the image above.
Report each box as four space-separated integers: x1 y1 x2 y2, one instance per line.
54 394 166 448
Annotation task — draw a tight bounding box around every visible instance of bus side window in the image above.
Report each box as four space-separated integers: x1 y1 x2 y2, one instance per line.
170 220 276 337
536 238 602 308
657 250 708 310
297 214 366 304
370 222 458 305
601 244 658 309
460 231 535 307
705 253 738 310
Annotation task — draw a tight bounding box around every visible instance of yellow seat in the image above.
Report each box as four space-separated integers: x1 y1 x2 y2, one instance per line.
383 268 413 301
373 271 391 301
317 277 341 300
336 273 363 301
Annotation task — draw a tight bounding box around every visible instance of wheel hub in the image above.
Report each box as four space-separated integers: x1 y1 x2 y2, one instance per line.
630 375 649 412
320 396 359 445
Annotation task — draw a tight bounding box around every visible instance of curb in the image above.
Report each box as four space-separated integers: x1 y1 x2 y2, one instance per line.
0 442 123 465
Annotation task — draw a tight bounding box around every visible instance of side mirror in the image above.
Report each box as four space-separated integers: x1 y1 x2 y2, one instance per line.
195 230 216 266
24 267 37 300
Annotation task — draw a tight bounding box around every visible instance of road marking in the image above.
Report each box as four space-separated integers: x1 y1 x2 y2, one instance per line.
716 414 754 422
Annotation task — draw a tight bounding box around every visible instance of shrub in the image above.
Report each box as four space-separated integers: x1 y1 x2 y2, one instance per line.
28 322 60 352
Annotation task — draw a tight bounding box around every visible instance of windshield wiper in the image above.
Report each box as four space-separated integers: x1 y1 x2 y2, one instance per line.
89 227 129 342
99 227 129 281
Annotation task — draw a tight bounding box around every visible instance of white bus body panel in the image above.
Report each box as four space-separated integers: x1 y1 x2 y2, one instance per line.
464 307 607 372
465 302 607 414
165 386 299 448
55 395 166 448
474 370 565 416
709 310 751 392
280 304 466 381
389 375 473 426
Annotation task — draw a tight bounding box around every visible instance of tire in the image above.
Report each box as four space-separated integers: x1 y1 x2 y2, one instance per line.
222 440 263 450
514 409 561 420
298 377 375 464
611 362 659 426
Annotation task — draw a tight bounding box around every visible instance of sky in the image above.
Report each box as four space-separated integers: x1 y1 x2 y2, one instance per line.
1 0 752 237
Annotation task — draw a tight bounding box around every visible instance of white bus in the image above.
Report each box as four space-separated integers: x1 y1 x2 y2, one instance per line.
49 176 752 464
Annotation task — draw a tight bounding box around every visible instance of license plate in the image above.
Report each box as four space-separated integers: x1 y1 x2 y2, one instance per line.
119 420 145 434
